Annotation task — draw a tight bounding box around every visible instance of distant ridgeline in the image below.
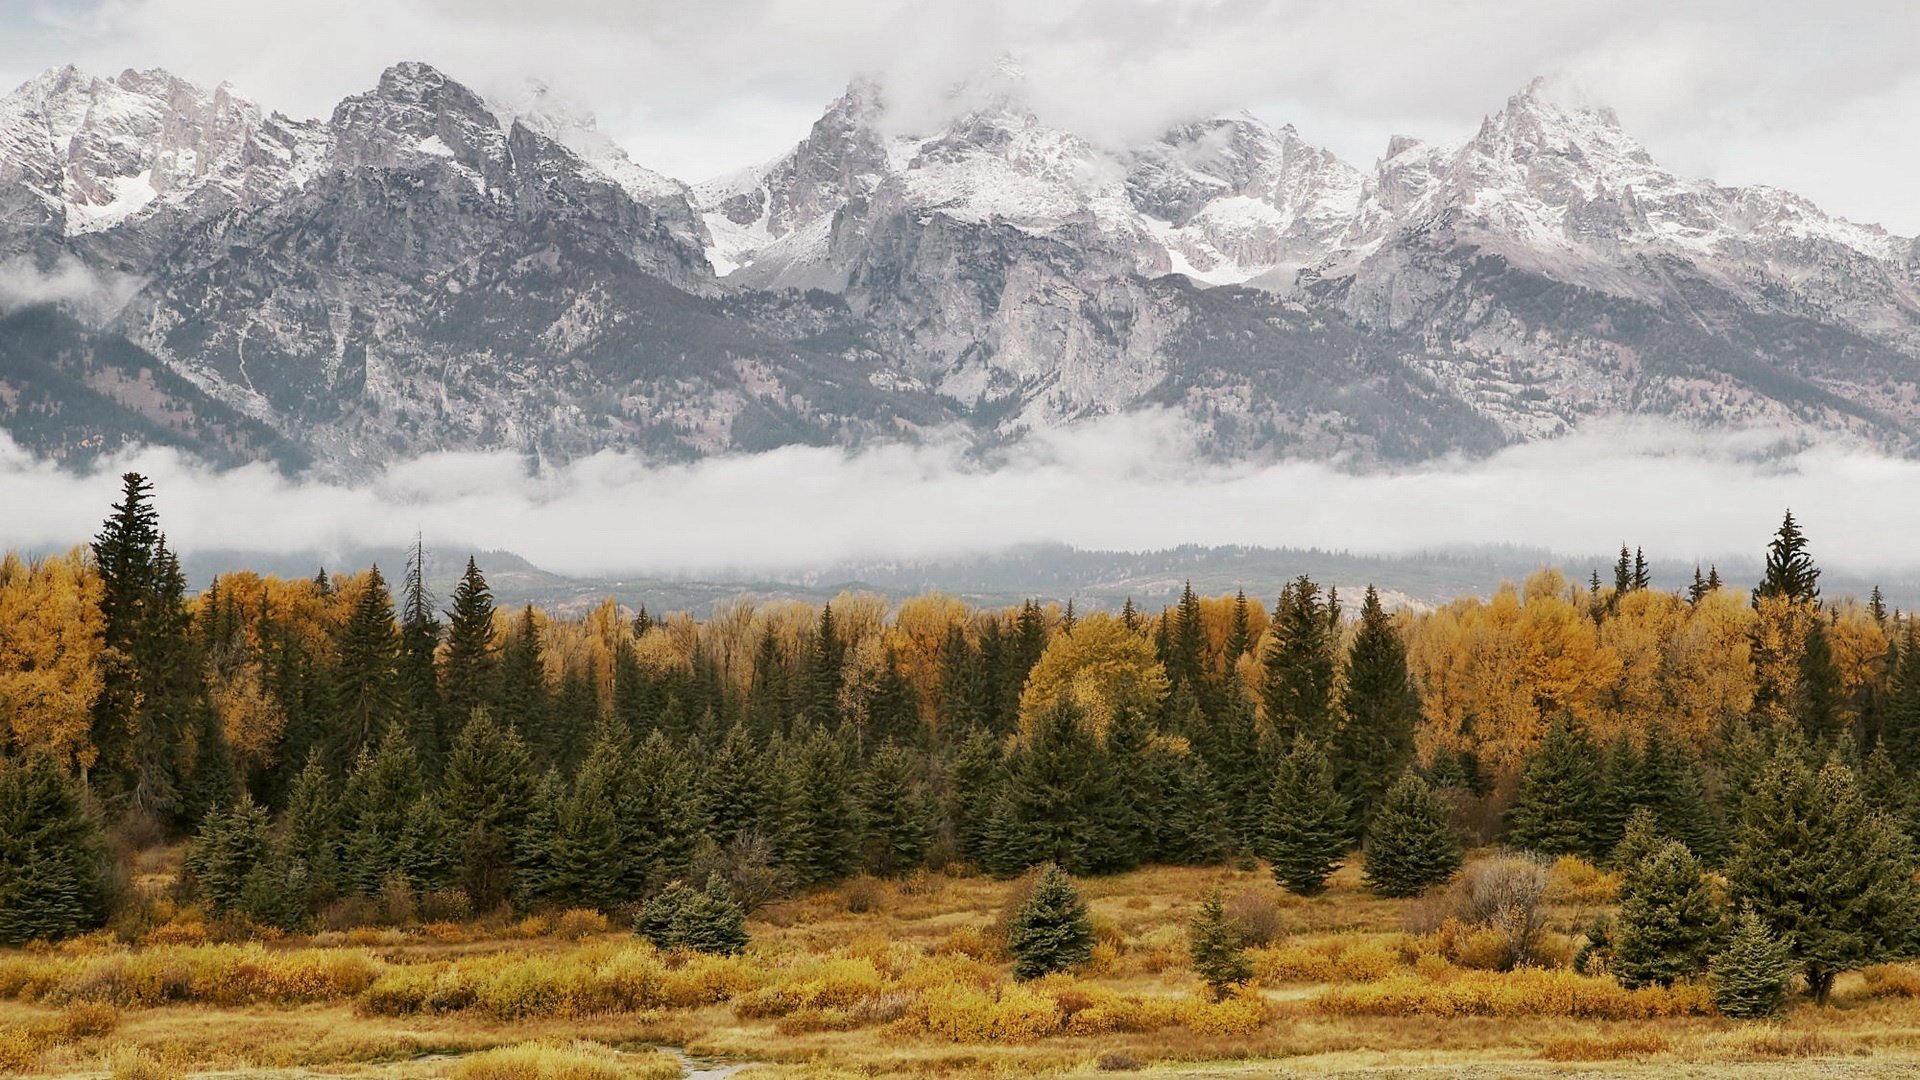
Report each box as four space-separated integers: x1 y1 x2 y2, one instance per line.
3 474 1918 1007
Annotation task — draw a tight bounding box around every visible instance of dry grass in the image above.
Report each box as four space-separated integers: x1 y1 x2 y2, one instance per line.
3 858 1920 1079
450 1040 680 1080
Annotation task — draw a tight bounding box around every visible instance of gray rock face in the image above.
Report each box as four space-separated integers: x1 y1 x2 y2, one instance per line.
3 63 1919 475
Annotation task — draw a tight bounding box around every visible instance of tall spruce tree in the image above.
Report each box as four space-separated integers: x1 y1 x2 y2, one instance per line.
1753 510 1821 605
91 474 202 822
858 740 933 875
441 709 535 909
1262 576 1339 744
337 724 427 894
397 538 444 770
1726 751 1920 1003
1362 772 1462 897
1613 839 1724 988
548 735 638 909
1261 737 1351 895
947 725 1005 867
186 794 271 915
1332 586 1421 830
702 722 770 845
801 604 845 728
442 557 499 735
332 567 401 764
627 729 706 891
0 756 108 944
987 701 1127 877
1504 717 1603 858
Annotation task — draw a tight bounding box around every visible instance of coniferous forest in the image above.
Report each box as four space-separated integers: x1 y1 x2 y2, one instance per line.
4 474 1920 1076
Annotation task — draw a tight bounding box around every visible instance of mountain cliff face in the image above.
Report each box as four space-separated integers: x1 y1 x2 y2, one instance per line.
1 63 1916 474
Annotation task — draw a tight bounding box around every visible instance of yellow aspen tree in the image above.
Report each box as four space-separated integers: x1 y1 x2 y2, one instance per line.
1017 612 1169 739
1664 589 1756 746
0 549 105 768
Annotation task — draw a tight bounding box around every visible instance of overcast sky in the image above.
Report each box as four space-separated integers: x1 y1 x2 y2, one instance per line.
3 0 1919 232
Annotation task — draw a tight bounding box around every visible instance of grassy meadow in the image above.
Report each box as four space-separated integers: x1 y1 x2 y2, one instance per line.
4 851 1920 1079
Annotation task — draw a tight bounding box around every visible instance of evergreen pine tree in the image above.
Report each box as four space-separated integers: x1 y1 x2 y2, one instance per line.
185 794 270 915
1725 751 1920 1003
0 756 108 944
702 722 769 845
1504 717 1602 857
627 729 706 890
987 701 1127 877
1262 577 1338 743
441 708 535 909
1591 736 1650 860
442 557 499 736
397 538 444 771
1797 616 1844 742
1189 887 1253 1000
332 567 401 763
1637 727 1722 863
1150 747 1233 865
1753 510 1821 605
801 604 845 728
1008 864 1094 980
89 473 205 823
1610 806 1666 877
549 736 638 910
1710 909 1799 1019
237 846 313 932
946 725 1005 867
1613 839 1724 988
676 873 751 954
1169 581 1208 699
1191 684 1264 853
338 724 427 894
858 740 933 875
1362 773 1462 897
497 606 554 759
1881 623 1920 775
1224 589 1253 664
1632 547 1651 591
281 753 339 896
1332 586 1420 830
513 768 566 907
1261 737 1351 895
785 725 862 886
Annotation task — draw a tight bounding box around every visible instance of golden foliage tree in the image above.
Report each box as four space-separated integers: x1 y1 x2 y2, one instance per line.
1017 612 1169 739
0 550 104 768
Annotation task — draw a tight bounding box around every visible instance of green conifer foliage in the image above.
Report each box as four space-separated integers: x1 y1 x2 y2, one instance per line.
1008 864 1094 980
1262 576 1338 744
441 709 535 908
186 794 271 914
338 725 428 895
634 874 750 955
1189 887 1253 1000
1362 773 1462 897
1613 840 1724 988
1753 510 1821 605
0 756 108 944
1710 909 1799 1019
1726 751 1920 1003
987 702 1126 877
1261 738 1351 895
332 567 401 763
1504 717 1601 857
859 740 933 876
1333 586 1421 829
442 557 499 734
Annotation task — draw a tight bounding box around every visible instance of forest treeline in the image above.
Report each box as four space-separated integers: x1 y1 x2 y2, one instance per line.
3 474 1919 999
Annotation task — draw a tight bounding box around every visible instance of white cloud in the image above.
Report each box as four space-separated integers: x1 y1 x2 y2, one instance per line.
0 255 143 323
0 416 1911 581
5 0 1918 228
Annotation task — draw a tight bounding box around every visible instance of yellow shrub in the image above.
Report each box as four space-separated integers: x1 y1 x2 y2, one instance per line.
932 926 1003 963
1545 856 1621 905
512 915 552 939
1542 1031 1669 1061
140 920 207 947
1178 990 1271 1036
1254 935 1405 985
909 982 1063 1043
1863 964 1920 998
0 1029 40 1074
450 1040 679 1080
661 953 760 1006
1313 969 1715 1020
553 910 610 941
108 1046 182 1080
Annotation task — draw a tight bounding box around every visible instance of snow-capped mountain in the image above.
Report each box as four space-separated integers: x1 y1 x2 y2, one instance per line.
1 62 1917 474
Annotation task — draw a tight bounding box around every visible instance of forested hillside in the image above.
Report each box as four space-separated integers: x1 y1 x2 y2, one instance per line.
3 476 1919 1072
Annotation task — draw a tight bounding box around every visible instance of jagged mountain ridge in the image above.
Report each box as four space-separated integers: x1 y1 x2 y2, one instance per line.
1 62 1916 474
